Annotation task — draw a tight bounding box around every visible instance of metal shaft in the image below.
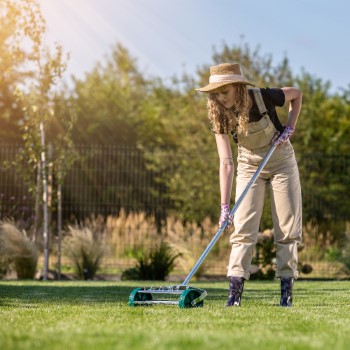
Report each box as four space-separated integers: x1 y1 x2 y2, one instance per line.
182 144 277 286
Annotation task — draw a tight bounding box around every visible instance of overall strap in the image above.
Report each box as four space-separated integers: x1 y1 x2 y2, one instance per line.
250 88 268 115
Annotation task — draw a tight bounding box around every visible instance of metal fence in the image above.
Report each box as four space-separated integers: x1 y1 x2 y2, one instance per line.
1 144 349 223
0 144 34 226
61 145 172 222
1 144 349 278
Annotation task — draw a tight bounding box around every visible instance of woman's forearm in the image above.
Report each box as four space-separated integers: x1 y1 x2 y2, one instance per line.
215 134 234 204
282 87 302 129
219 161 234 204
287 95 302 128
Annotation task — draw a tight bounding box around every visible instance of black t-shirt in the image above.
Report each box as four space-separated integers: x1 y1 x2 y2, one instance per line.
248 87 285 132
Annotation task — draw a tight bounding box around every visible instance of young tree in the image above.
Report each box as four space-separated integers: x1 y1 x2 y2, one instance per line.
0 0 30 142
2 0 75 279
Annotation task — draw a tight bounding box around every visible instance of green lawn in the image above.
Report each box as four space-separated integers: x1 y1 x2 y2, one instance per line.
1 280 350 350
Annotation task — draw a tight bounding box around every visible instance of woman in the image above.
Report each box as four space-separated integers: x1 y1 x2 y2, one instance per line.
196 63 302 307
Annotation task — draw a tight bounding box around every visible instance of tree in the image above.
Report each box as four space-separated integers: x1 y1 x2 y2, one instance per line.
71 44 149 145
2 0 75 196
2 0 76 279
66 45 177 224
0 0 30 143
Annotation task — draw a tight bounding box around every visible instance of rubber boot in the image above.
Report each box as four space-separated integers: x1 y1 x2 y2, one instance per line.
280 277 294 307
226 276 244 307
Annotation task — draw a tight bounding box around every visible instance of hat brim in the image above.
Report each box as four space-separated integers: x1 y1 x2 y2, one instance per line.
196 80 255 93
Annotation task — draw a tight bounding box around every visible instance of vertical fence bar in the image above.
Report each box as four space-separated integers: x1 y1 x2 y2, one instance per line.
40 122 49 281
57 163 62 280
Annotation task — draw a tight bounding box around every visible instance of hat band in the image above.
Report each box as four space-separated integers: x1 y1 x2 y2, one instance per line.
209 74 244 83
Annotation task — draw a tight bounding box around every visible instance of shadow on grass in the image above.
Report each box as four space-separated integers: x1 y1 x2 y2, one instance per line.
0 282 230 307
0 283 140 305
2 280 330 307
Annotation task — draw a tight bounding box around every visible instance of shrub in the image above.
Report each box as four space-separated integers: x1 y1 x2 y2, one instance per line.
0 221 37 279
63 225 107 280
300 220 347 262
251 229 276 280
325 222 350 275
251 228 313 279
121 243 179 280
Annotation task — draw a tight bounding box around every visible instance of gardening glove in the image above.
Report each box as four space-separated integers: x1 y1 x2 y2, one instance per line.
271 125 295 146
219 203 233 229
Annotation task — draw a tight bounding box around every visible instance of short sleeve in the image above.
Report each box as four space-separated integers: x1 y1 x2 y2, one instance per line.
260 88 285 107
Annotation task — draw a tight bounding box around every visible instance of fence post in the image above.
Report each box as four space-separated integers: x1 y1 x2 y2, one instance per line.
40 122 49 281
57 163 62 280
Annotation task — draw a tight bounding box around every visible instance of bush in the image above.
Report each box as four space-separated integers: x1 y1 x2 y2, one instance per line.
250 229 314 279
63 225 107 280
250 229 276 280
0 221 37 279
121 243 179 280
325 223 350 275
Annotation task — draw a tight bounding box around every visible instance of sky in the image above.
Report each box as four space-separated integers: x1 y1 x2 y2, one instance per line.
40 0 350 92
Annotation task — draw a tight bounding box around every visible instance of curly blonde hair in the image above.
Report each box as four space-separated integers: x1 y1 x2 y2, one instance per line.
207 84 251 135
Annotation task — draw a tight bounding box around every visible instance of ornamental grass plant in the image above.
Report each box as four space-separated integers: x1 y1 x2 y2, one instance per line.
63 225 108 280
0 221 37 279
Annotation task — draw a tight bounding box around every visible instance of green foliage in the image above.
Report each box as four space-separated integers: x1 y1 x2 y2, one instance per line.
325 223 350 275
299 155 350 223
121 243 179 280
63 226 107 280
0 0 34 143
2 0 350 246
251 229 314 280
1 0 76 203
250 230 276 280
292 72 350 223
0 221 37 279
72 44 149 145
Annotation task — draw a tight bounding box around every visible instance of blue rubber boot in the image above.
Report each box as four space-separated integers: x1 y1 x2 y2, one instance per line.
226 276 244 307
280 277 294 307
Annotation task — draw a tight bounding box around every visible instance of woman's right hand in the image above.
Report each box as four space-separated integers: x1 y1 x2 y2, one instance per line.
219 203 233 229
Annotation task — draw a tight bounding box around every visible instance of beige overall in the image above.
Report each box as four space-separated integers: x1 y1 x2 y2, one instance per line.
227 90 302 280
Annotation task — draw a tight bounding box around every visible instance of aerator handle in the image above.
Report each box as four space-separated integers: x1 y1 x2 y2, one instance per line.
181 144 277 286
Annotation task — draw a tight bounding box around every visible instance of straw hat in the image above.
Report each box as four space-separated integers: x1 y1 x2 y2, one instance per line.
196 63 254 92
